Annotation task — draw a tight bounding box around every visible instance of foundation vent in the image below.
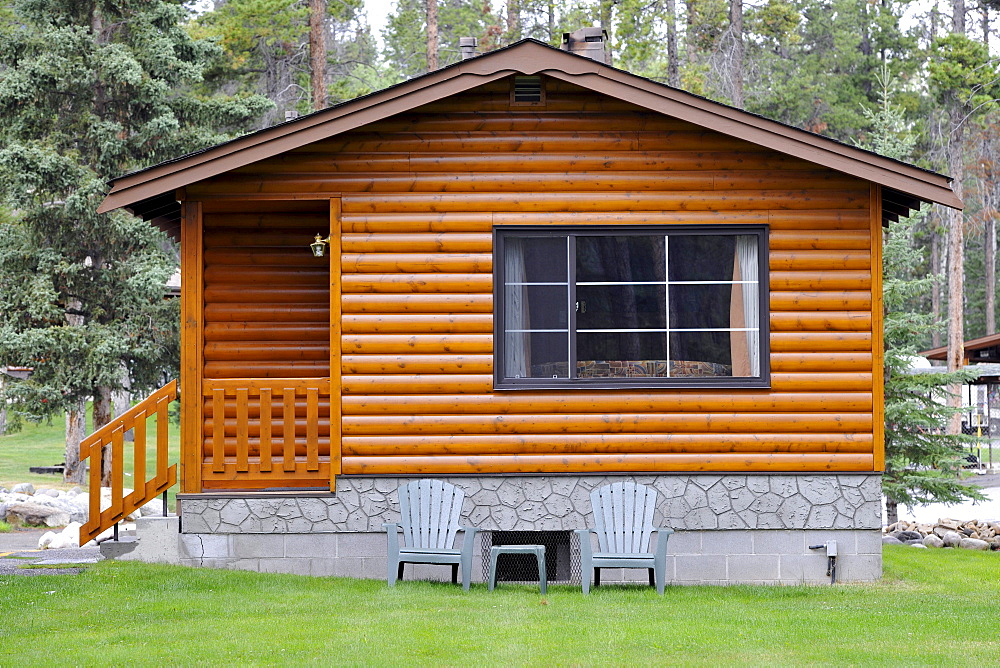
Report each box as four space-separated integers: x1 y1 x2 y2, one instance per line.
481 530 578 584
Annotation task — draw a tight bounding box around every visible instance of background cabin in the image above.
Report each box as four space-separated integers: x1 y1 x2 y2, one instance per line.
94 36 961 584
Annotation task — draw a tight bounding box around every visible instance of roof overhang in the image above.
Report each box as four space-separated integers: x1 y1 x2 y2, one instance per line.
99 39 961 236
921 331 1000 362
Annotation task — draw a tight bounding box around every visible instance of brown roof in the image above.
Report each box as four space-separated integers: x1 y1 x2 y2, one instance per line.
920 332 1000 361
99 39 962 237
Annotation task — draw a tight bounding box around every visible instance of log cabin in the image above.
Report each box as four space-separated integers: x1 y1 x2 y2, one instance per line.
92 33 961 584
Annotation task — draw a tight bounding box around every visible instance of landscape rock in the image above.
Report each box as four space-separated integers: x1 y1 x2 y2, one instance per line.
942 531 963 548
37 523 82 549
6 502 70 527
48 523 81 549
35 488 60 498
882 535 904 545
886 517 1000 551
909 543 927 548
11 483 34 495
959 537 989 551
923 534 945 548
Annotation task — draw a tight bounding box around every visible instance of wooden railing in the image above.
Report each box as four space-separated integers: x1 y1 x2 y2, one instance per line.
78 380 178 545
201 378 334 489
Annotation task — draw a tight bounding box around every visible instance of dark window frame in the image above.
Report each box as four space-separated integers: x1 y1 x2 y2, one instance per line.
493 224 771 390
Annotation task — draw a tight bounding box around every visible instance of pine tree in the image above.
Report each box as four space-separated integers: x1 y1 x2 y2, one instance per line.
383 0 500 80
858 70 986 524
192 0 378 125
0 0 270 483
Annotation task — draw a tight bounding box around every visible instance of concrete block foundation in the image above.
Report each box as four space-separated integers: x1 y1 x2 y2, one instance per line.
162 474 883 585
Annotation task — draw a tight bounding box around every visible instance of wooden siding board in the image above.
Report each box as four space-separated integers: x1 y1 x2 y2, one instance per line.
330 197 343 486
180 201 204 492
871 184 886 472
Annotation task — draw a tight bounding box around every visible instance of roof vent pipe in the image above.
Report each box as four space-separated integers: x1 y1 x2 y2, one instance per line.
560 27 611 65
459 37 478 60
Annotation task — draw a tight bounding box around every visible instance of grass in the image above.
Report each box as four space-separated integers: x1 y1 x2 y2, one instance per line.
0 405 180 509
0 546 997 665
0 521 10 533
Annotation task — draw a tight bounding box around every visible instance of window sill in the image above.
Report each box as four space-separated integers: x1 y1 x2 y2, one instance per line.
494 378 772 391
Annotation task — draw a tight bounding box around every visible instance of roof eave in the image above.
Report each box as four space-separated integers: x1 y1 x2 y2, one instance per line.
538 67 961 210
98 39 962 217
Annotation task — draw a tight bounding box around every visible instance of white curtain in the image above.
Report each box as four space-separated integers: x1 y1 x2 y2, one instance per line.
736 235 759 376
504 238 529 378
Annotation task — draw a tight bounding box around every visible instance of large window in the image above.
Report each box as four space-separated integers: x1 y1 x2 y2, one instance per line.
494 226 769 389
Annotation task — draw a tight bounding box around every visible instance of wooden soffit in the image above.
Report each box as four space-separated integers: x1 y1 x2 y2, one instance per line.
99 39 962 227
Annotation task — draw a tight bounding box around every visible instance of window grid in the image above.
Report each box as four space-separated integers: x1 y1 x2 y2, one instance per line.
664 235 670 377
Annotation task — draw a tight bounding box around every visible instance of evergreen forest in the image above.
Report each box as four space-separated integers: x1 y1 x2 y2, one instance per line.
0 0 994 508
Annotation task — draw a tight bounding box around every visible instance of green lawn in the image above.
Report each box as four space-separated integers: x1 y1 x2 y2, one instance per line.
0 406 180 508
0 546 997 665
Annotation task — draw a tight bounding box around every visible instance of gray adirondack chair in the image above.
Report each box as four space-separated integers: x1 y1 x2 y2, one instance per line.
575 481 674 594
383 479 479 590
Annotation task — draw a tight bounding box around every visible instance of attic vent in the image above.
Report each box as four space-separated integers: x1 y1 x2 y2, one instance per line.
511 76 544 106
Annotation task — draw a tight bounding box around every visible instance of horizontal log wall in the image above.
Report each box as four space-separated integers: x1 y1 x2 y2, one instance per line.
189 78 877 482
202 202 331 379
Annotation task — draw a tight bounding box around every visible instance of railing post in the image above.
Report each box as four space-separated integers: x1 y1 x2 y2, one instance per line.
236 387 249 473
283 388 296 472
307 387 319 472
260 387 272 472
212 388 226 473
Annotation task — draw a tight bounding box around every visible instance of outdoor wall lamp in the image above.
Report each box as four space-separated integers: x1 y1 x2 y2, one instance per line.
310 234 331 257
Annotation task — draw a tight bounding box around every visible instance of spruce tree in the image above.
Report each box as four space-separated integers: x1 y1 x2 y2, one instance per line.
0 0 270 483
858 71 986 524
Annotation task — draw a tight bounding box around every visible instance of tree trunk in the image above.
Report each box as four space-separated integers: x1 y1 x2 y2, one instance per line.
930 216 943 347
507 0 521 41
64 398 87 485
729 0 744 108
667 0 679 87
885 497 898 526
94 386 114 487
309 0 327 111
113 384 133 442
982 4 989 51
599 0 613 30
946 109 966 435
426 0 438 71
946 0 967 434
687 0 698 67
988 214 996 333
0 377 6 436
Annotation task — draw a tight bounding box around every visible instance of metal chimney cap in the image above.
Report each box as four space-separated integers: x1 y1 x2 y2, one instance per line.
561 27 608 43
459 36 478 60
560 27 611 65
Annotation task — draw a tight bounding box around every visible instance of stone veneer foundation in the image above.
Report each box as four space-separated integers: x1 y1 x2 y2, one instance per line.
149 474 883 585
